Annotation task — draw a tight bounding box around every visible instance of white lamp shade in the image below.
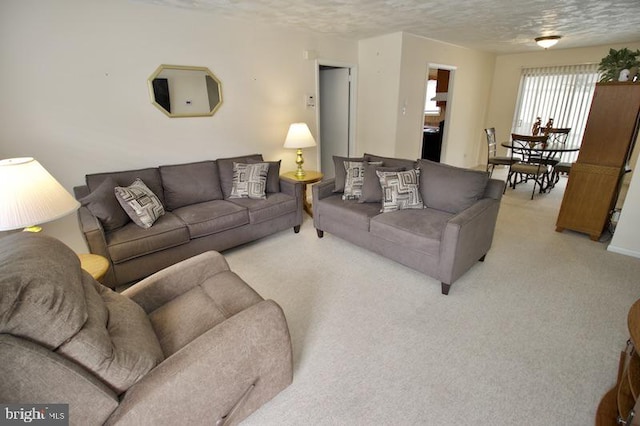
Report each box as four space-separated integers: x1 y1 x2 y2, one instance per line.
0 157 80 231
283 123 317 149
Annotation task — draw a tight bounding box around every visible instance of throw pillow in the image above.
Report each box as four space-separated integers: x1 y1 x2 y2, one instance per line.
358 164 405 203
417 159 489 214
247 158 281 193
343 161 382 201
79 176 130 232
229 162 269 200
114 178 165 229
332 156 364 193
376 169 424 213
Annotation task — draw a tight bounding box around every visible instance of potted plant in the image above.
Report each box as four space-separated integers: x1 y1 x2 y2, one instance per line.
598 48 640 82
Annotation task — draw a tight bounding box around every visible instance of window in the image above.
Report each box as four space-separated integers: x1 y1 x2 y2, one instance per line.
512 64 600 162
424 79 441 115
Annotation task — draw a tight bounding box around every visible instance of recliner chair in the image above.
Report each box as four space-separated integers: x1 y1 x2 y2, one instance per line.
0 233 292 426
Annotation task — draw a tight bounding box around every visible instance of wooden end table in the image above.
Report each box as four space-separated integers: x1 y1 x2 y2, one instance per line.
78 253 110 283
281 170 324 217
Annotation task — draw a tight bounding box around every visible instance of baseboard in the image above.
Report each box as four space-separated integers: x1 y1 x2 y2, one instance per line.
607 244 640 259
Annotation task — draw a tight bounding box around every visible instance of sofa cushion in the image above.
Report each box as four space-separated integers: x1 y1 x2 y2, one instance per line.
229 162 269 200
217 154 263 199
377 169 424 213
172 200 249 239
359 164 405 203
227 193 297 224
343 161 383 201
332 156 364 193
114 178 165 229
0 233 87 349
159 161 223 211
364 153 417 170
106 212 190 263
86 167 165 205
79 176 130 232
370 208 454 255
57 275 164 394
148 270 262 357
315 194 381 232
248 158 281 193
418 159 489 214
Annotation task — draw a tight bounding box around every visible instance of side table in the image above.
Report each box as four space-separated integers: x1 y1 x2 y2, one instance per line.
78 253 110 283
281 170 324 217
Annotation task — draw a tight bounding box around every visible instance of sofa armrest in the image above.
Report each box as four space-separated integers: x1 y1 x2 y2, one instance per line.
439 197 501 286
312 178 335 202
483 178 504 201
279 178 304 226
122 251 232 314
0 334 118 426
106 300 293 426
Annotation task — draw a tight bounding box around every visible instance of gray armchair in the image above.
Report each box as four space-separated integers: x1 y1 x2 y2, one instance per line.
0 233 292 426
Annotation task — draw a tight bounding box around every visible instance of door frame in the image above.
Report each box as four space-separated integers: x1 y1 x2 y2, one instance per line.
315 60 358 170
424 63 456 163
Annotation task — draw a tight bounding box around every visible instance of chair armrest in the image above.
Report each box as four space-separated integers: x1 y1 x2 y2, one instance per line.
439 198 501 285
0 335 118 426
106 300 293 426
122 251 231 314
312 178 335 202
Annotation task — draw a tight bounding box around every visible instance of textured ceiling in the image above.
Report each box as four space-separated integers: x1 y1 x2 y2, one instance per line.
136 0 640 53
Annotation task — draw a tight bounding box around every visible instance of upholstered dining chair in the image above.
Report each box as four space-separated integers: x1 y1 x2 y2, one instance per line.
484 127 517 177
504 133 550 199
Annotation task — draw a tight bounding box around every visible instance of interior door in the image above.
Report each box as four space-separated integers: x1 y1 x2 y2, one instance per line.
319 67 351 178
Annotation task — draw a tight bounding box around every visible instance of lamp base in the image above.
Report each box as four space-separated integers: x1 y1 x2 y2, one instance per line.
23 226 42 232
294 148 306 178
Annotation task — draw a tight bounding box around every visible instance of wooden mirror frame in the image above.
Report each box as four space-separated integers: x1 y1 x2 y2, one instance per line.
147 64 223 118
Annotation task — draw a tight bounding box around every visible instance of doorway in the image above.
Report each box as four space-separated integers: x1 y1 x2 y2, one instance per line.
317 63 356 179
422 64 455 163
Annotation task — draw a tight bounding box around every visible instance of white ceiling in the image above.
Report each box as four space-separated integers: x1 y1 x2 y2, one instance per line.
137 0 640 54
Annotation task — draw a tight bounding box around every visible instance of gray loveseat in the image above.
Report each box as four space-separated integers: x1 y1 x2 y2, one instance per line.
0 232 293 426
74 154 303 288
312 154 503 295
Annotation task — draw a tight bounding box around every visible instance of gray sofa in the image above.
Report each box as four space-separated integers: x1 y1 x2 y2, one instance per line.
312 154 503 295
74 154 303 288
0 232 293 426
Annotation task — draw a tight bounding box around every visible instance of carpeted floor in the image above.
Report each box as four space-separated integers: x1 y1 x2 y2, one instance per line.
223 168 640 425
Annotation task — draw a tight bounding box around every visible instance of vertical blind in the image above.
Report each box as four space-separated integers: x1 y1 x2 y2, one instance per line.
511 64 600 162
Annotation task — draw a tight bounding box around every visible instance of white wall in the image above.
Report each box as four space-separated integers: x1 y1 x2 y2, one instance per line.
357 32 496 167
356 33 404 157
0 0 358 251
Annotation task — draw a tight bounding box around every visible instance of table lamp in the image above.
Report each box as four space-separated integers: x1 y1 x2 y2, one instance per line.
283 122 316 178
0 157 80 232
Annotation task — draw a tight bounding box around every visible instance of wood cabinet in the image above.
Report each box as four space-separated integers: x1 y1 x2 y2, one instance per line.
556 83 640 240
596 299 640 425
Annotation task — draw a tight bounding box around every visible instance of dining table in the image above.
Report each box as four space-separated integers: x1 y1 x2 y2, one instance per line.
501 141 580 193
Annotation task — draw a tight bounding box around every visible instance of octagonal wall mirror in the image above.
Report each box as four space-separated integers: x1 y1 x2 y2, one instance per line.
148 65 223 117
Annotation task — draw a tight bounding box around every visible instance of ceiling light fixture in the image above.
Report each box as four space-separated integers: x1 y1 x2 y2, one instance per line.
535 35 562 49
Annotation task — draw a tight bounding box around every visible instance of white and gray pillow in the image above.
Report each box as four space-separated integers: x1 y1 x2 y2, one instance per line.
229 162 270 200
376 169 424 213
114 178 165 229
343 161 382 200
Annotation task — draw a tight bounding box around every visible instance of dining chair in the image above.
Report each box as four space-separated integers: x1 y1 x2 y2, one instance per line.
484 127 517 177
504 134 550 199
545 127 571 144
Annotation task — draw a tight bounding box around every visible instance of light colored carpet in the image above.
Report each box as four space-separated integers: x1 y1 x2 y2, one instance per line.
223 168 640 425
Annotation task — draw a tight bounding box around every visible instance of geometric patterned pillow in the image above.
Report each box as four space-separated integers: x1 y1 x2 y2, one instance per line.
229 162 269 200
376 169 424 213
114 178 165 229
343 161 382 201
